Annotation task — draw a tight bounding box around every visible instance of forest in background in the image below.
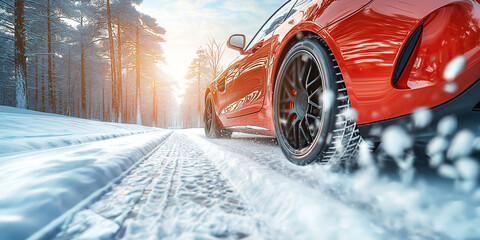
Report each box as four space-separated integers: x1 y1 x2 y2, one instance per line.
0 0 226 128
0 0 180 127
182 39 225 128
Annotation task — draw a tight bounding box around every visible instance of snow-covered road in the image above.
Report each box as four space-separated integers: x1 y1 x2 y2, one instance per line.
48 130 479 240
54 131 275 240
1 107 479 240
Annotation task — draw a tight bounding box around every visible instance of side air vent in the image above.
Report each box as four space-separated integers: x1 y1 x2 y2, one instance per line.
474 100 480 111
392 25 423 85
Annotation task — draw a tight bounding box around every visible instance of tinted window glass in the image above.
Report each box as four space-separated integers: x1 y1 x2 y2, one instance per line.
245 0 296 50
282 0 312 20
292 0 313 12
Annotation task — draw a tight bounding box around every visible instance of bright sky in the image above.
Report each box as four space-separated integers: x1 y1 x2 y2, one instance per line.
138 0 285 91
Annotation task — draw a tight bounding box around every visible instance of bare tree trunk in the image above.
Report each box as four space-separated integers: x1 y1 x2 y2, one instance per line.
68 45 71 116
117 18 123 123
153 81 156 127
125 79 128 123
88 86 91 119
47 0 54 112
135 26 141 125
14 0 27 109
35 56 38 110
197 60 201 127
102 80 105 121
107 0 117 122
41 57 45 112
80 18 86 118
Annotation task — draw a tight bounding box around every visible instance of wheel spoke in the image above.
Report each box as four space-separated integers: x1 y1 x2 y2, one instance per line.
307 75 320 89
304 63 313 87
299 59 308 88
293 124 299 148
309 101 321 110
307 113 319 119
286 121 294 136
282 81 295 98
300 120 312 144
284 67 297 90
309 87 321 98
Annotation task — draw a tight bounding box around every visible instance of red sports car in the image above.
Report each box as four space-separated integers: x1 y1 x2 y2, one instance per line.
204 0 480 165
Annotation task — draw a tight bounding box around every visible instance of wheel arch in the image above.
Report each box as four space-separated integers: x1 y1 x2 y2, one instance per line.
204 87 211 103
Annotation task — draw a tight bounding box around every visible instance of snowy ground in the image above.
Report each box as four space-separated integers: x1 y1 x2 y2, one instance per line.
0 106 154 155
1 108 480 240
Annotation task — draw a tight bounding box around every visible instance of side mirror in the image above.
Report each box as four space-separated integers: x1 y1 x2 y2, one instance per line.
227 34 246 55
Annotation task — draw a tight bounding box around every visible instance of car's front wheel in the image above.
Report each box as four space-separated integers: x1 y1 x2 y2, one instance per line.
273 36 360 166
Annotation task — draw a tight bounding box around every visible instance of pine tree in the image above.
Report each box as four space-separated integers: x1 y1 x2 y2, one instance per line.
14 0 27 108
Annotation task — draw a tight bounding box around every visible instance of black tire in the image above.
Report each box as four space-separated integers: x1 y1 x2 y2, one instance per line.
273 35 360 166
204 94 232 139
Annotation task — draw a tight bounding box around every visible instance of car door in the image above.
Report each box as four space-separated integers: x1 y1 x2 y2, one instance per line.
226 0 297 119
217 62 240 118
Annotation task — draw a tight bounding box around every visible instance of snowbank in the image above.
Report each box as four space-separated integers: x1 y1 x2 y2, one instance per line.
0 106 154 155
0 107 172 239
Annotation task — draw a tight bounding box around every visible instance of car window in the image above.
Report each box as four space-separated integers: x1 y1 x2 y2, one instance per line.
244 0 296 51
291 0 313 12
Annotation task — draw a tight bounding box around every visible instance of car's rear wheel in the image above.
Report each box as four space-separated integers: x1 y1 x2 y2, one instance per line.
204 94 232 139
273 36 360 166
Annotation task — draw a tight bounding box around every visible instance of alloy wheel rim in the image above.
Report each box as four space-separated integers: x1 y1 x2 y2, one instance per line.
278 50 325 155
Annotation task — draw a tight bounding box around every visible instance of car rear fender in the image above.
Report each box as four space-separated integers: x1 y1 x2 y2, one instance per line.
324 0 480 124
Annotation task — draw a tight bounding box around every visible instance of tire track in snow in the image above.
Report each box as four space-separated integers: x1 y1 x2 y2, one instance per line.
53 132 275 240
51 133 175 240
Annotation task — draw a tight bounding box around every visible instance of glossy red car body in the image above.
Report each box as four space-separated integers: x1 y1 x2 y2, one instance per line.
206 0 480 137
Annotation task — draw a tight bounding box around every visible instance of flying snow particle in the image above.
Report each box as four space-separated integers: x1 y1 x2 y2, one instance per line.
358 140 374 168
321 90 335 111
429 153 444 168
301 53 310 62
438 164 458 179
412 107 432 129
444 83 458 93
381 126 412 158
342 108 358 121
473 137 480 151
443 55 466 81
437 115 457 136
427 136 449 156
369 126 382 137
447 130 475 160
455 157 479 181
296 32 304 40
334 139 344 152
0 215 22 222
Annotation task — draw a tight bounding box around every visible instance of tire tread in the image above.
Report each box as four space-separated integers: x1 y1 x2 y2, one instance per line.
306 35 361 165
